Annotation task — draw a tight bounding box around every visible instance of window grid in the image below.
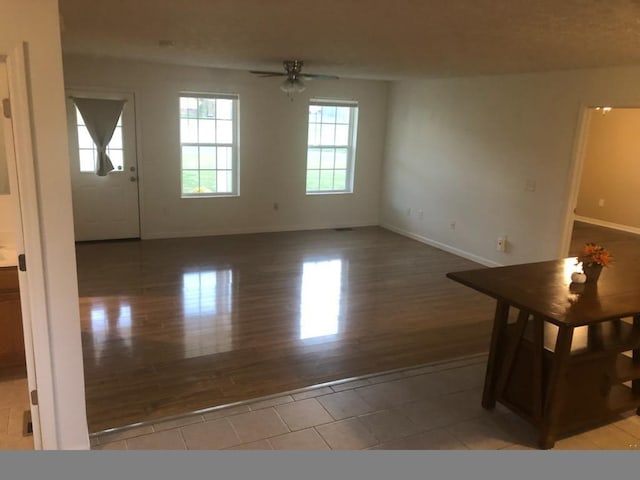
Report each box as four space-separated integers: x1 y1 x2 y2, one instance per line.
306 102 357 194
76 107 124 173
180 95 238 196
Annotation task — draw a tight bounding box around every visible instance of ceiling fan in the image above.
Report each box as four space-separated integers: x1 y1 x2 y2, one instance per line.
250 60 339 93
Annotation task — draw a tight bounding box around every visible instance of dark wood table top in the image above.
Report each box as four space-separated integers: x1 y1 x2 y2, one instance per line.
447 258 640 327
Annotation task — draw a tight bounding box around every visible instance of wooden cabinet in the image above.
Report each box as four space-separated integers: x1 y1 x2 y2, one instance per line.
0 266 26 375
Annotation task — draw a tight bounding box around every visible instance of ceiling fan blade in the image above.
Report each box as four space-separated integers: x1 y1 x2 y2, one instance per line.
249 70 288 77
300 73 340 80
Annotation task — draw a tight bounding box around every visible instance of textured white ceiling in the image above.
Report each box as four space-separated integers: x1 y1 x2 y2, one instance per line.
58 0 640 79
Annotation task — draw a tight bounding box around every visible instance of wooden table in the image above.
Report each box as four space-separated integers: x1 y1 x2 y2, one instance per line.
447 258 640 449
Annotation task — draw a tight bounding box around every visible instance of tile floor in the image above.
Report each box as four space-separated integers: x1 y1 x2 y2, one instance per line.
90 354 640 451
0 377 34 450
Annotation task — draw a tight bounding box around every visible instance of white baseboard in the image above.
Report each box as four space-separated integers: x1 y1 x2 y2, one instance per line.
142 221 379 240
574 215 640 236
380 223 501 268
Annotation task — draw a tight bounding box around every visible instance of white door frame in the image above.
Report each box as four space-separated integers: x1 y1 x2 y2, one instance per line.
4 43 59 449
558 105 593 257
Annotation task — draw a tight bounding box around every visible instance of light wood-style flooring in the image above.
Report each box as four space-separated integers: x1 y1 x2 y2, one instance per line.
76 227 495 432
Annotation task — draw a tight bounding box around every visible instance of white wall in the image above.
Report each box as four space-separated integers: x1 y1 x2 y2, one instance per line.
381 67 640 266
63 55 389 239
0 0 89 449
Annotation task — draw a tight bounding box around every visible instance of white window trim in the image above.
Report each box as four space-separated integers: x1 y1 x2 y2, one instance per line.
179 92 240 198
306 99 358 195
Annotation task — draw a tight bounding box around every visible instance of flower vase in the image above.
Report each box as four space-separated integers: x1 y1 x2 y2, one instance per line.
582 263 603 283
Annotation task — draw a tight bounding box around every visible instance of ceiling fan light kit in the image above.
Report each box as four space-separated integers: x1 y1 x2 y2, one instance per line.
280 77 306 93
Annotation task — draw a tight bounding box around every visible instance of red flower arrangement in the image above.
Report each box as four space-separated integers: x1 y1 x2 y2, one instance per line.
577 242 612 267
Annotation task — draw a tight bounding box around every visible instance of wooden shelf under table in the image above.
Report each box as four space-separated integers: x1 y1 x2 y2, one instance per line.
498 318 640 437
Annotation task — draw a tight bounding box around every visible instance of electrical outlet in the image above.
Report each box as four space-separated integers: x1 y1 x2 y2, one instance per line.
450 221 456 230
496 236 507 252
418 209 424 220
598 199 605 207
525 179 536 192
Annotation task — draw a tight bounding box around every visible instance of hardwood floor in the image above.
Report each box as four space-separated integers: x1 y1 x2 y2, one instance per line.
76 227 496 432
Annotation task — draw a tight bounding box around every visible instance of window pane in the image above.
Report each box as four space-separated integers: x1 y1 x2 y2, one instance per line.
320 124 335 145
306 170 320 191
216 120 233 144
198 98 216 119
217 147 232 169
336 107 350 124
198 119 216 143
182 170 199 194
180 97 198 118
217 99 233 119
335 149 348 169
77 126 94 149
217 170 231 193
307 148 321 169
200 146 216 169
108 150 124 171
335 125 349 145
321 106 337 123
182 146 199 169
320 149 334 169
308 122 320 145
309 105 322 122
319 170 335 190
79 150 95 172
181 118 198 143
109 126 123 149
200 170 216 192
333 170 347 190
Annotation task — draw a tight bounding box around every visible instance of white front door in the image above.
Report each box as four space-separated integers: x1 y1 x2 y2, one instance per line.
66 91 140 241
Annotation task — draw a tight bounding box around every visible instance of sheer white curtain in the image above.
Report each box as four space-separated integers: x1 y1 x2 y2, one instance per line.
71 97 125 176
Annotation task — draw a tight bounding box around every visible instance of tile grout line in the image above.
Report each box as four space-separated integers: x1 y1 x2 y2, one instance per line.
177 425 188 450
223 416 243 449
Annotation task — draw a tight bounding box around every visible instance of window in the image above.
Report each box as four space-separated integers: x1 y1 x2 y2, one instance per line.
75 106 124 173
180 94 239 197
306 100 358 194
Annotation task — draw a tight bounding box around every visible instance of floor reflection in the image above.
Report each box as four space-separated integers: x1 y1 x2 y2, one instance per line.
89 302 132 363
181 270 234 355
300 259 342 340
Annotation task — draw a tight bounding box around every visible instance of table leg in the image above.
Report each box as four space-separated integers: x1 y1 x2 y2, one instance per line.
482 300 510 409
633 315 640 415
533 315 544 423
539 325 574 449
494 309 530 399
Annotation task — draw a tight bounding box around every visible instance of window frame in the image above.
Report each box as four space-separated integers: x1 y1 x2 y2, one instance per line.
305 99 359 195
179 92 240 198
